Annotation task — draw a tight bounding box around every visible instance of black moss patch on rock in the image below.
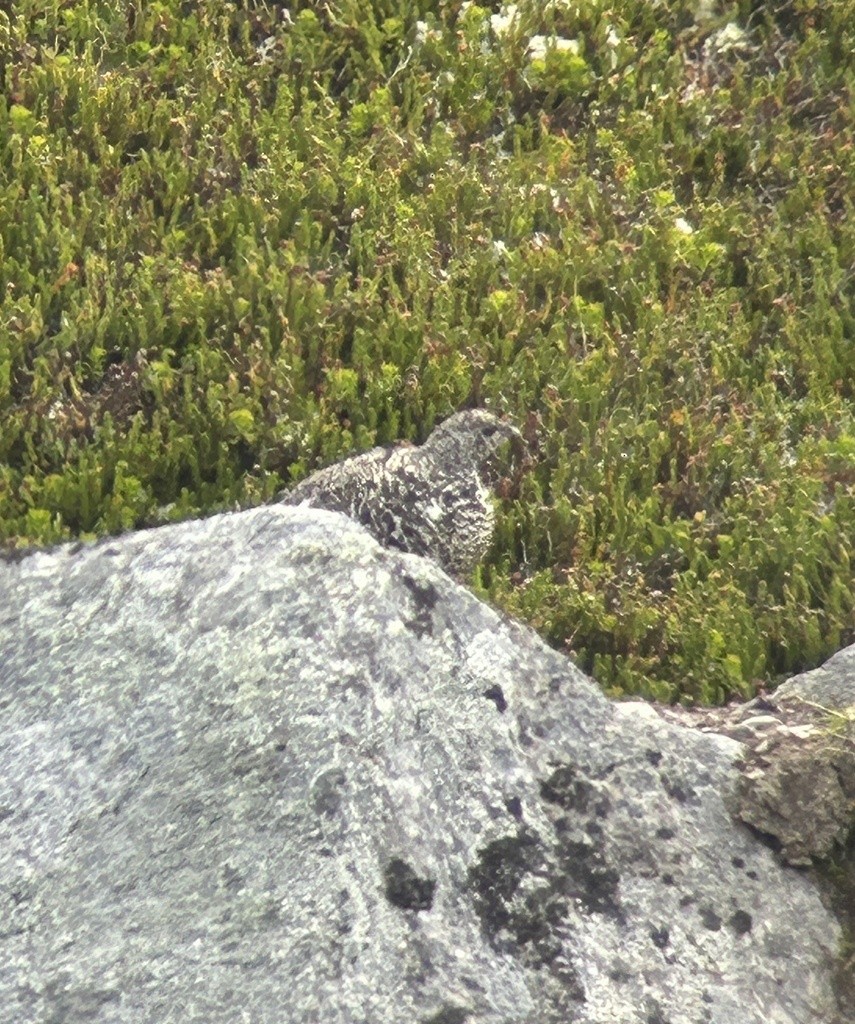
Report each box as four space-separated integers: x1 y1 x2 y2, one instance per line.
384 858 436 912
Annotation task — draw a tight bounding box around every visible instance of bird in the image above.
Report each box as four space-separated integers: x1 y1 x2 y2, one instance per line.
278 409 524 577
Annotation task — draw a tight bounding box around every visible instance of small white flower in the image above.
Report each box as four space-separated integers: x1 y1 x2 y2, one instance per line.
491 4 520 36
528 35 581 61
674 217 694 235
415 20 441 46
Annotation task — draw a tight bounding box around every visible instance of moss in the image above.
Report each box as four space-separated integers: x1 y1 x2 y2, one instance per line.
2 1 855 701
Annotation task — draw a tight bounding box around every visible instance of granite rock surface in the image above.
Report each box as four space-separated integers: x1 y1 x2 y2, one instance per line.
0 506 844 1024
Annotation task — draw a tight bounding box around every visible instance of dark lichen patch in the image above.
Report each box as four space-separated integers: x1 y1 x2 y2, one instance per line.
700 908 723 931
505 795 523 820
540 764 606 815
384 858 436 912
469 832 543 937
468 831 576 974
729 910 753 936
400 574 440 639
311 768 347 818
482 684 507 713
660 777 697 805
650 926 670 949
422 1005 471 1024
645 998 670 1024
559 839 623 920
547 675 563 694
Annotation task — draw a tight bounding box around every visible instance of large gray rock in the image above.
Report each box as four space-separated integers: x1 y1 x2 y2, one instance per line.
774 645 855 710
0 507 845 1023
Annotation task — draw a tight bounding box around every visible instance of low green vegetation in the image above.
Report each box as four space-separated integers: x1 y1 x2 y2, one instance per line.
2 0 854 703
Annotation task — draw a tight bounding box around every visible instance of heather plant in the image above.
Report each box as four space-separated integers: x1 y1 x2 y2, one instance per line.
2 0 854 702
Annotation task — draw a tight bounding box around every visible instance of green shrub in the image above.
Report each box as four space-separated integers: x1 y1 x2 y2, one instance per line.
2 0 855 703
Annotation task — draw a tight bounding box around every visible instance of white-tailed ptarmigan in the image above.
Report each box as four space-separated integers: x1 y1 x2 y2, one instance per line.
278 409 523 576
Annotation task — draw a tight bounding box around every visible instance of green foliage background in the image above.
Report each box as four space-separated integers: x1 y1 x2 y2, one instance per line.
2 0 854 703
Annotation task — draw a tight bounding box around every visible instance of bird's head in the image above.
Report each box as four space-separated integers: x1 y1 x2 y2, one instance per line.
422 409 525 483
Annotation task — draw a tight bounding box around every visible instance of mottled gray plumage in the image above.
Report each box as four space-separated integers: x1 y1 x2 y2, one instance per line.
279 410 523 576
